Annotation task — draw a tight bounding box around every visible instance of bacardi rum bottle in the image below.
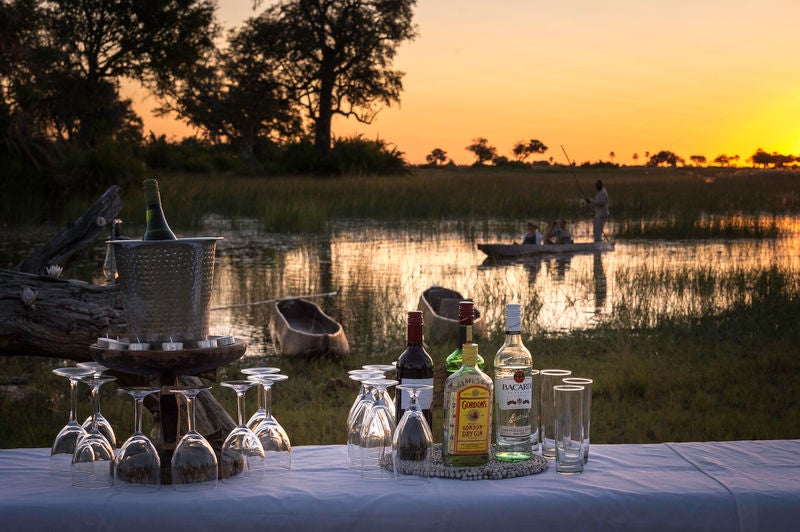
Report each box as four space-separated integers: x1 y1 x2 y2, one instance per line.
493 303 533 461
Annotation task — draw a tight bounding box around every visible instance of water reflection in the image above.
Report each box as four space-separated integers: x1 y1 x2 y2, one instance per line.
199 219 800 357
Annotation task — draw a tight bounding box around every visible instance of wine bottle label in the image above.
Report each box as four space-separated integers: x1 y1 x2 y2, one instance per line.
447 384 491 455
497 373 532 410
399 377 434 410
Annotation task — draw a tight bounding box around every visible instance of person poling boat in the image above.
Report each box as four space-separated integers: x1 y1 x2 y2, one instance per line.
584 179 610 243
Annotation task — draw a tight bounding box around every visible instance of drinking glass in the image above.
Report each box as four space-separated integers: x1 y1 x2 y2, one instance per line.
77 361 117 448
170 385 218 490
540 369 572 458
530 369 541 453
250 374 291 475
359 378 398 480
50 366 94 477
392 384 433 485
115 387 161 491
563 377 593 463
553 384 585 474
241 367 280 431
220 380 265 482
72 375 117 489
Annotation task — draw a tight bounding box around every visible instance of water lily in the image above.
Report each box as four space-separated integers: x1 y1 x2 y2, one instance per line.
45 264 63 278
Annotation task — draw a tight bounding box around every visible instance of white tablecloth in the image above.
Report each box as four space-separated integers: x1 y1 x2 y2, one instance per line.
1 441 798 531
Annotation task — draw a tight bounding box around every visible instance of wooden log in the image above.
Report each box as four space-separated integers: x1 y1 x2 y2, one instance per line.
18 185 123 275
0 268 125 360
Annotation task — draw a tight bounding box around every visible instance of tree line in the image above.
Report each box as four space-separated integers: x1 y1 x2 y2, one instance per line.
0 0 417 193
426 140 799 169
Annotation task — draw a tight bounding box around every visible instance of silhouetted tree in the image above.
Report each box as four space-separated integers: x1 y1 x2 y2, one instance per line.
466 137 497 165
690 155 706 167
750 148 794 168
511 138 547 162
714 154 730 166
425 148 447 166
247 0 417 160
609 151 615 162
647 150 684 167
161 19 302 170
632 153 639 165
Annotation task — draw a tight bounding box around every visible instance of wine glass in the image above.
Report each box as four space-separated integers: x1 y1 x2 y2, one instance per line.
76 361 117 448
250 374 291 475
72 375 117 489
392 384 433 485
359 378 398 480
220 380 265 482
362 364 397 419
347 377 378 470
50 366 94 477
114 387 161 491
241 367 280 431
170 385 218 490
346 369 384 429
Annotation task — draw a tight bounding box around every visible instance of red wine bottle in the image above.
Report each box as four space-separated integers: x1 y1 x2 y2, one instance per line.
395 311 434 427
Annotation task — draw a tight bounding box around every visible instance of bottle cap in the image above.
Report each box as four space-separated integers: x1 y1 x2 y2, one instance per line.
407 310 423 326
505 303 521 332
462 343 478 365
458 301 474 325
142 178 161 204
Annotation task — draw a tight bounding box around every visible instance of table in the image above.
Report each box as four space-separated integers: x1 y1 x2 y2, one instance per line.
1 441 798 531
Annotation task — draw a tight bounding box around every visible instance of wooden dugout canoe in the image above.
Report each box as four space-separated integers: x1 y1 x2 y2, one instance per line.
417 286 486 343
477 241 615 259
269 298 349 356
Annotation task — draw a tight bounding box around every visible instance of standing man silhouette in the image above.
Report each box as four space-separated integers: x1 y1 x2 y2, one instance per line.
585 179 609 242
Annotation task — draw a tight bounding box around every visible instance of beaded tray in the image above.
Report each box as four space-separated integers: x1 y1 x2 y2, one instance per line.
388 444 548 481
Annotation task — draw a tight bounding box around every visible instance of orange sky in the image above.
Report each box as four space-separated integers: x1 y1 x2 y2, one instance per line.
128 0 800 165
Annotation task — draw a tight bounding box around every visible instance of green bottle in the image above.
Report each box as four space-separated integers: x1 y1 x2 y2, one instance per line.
142 178 177 240
445 300 485 373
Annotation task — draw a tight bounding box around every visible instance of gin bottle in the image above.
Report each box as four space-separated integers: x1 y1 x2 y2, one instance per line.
494 303 533 461
443 343 493 467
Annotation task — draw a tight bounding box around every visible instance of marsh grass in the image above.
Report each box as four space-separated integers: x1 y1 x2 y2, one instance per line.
2 262 798 448
1 167 799 448
31 166 798 239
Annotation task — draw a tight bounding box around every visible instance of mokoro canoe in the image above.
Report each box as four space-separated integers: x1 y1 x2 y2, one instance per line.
417 286 486 343
269 298 350 356
477 241 615 258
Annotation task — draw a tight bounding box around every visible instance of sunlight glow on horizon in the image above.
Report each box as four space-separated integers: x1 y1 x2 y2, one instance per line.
128 0 800 166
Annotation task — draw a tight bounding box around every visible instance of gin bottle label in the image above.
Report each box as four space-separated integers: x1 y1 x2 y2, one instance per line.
447 384 492 454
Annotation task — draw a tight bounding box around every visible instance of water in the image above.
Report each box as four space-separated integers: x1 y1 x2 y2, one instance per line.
2 217 799 359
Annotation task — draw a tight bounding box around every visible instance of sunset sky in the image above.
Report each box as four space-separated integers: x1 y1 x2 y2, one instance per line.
130 0 800 165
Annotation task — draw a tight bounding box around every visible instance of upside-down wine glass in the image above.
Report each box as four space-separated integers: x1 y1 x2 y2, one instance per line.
250 374 291 475
76 361 117 448
362 364 397 419
392 384 433 485
72 375 117 489
50 366 94 477
170 385 218 491
346 369 384 429
241 367 280 431
114 387 161 491
220 380 265 482
359 378 398 480
347 376 379 470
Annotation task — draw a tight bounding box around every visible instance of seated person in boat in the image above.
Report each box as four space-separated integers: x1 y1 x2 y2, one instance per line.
522 223 543 245
556 219 573 244
545 219 573 244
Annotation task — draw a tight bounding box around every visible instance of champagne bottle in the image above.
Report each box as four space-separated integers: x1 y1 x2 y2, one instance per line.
493 303 533 461
142 178 176 240
442 342 493 467
445 301 485 373
394 311 434 427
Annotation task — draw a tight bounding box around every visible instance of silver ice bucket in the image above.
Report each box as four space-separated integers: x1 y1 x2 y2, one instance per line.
111 237 222 344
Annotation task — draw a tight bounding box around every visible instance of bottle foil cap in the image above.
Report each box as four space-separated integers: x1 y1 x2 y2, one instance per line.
505 303 521 332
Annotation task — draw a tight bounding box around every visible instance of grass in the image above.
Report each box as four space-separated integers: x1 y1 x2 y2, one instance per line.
1 166 799 449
